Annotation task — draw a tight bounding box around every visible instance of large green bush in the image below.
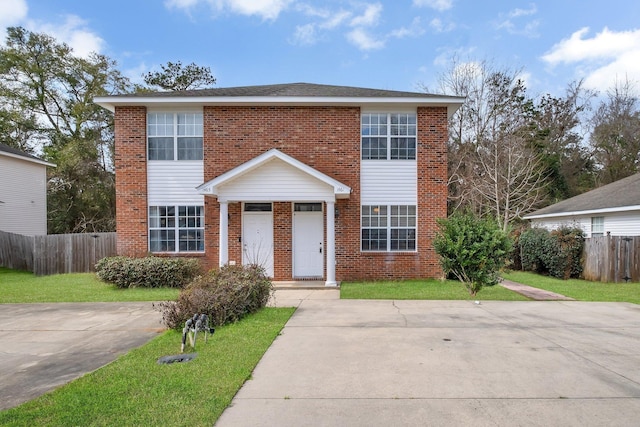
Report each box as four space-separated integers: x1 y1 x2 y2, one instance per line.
156 264 273 330
519 226 584 279
433 211 512 296
95 256 202 288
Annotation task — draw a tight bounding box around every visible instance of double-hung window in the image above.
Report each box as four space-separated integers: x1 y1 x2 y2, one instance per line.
591 216 604 237
362 205 416 251
361 113 416 160
148 113 203 160
149 205 204 252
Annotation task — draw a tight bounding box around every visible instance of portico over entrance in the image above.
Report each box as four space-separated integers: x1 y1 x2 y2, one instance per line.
197 149 351 286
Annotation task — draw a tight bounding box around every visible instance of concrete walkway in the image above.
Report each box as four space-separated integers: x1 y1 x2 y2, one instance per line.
500 279 575 301
218 295 640 427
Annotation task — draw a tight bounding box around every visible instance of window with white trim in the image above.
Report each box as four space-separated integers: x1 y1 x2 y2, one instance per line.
361 113 416 160
148 113 203 160
361 205 416 251
149 205 204 252
591 216 604 237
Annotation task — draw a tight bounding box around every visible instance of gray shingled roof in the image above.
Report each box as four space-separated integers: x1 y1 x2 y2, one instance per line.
112 82 460 99
525 172 640 218
0 142 47 163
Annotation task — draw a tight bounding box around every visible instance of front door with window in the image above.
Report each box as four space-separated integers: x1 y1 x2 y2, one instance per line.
293 203 324 278
242 203 274 277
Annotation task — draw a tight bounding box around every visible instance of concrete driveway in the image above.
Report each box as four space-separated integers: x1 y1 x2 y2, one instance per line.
0 302 163 410
217 296 640 427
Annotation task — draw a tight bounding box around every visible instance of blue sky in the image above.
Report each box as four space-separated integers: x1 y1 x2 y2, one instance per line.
2 0 640 97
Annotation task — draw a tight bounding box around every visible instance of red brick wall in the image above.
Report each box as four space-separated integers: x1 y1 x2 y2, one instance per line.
114 104 448 280
114 106 148 257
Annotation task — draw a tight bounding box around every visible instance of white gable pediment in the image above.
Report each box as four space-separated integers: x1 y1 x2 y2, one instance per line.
197 149 351 202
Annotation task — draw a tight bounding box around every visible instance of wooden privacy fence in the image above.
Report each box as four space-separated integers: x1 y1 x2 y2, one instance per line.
583 236 640 283
0 231 116 276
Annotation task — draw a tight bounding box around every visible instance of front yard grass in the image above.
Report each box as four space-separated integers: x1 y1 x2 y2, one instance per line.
340 278 529 300
503 271 640 304
0 307 295 426
0 267 180 303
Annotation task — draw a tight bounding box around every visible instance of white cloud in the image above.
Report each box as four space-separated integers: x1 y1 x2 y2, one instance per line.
164 0 200 9
0 0 28 29
320 10 351 29
291 23 318 45
346 28 384 50
32 15 105 57
225 0 293 20
495 4 539 38
350 3 382 27
429 17 455 33
412 0 453 11
389 17 425 39
542 27 640 91
0 1 104 57
167 0 293 20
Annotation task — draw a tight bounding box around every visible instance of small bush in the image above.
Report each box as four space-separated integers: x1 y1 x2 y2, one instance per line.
519 226 584 279
433 211 512 296
156 264 273 330
95 256 202 288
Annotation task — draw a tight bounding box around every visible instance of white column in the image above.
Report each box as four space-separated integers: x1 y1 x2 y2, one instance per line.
325 200 337 286
219 201 229 267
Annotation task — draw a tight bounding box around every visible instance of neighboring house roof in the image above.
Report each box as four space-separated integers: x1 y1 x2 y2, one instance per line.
0 143 56 167
94 82 465 117
524 173 640 219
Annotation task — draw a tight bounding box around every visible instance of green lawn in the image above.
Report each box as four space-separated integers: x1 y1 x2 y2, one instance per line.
0 267 294 425
341 278 529 300
0 267 180 303
0 308 294 426
503 271 640 304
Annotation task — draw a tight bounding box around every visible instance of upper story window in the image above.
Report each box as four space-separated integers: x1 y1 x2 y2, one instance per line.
148 113 203 161
591 216 604 237
361 113 416 160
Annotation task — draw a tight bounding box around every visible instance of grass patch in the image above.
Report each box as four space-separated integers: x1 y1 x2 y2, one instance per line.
504 271 640 304
0 267 179 303
0 307 295 426
340 278 528 300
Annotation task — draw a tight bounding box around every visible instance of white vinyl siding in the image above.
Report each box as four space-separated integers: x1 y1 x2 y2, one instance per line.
0 156 49 236
147 161 204 205
360 161 416 204
217 159 335 202
531 211 640 237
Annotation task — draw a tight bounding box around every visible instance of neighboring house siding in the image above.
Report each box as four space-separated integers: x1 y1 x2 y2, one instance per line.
531 212 640 237
0 155 48 236
531 218 589 234
360 161 416 204
604 211 640 236
147 161 204 205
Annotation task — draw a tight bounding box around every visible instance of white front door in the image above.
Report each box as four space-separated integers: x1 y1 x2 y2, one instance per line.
293 204 324 278
242 207 274 277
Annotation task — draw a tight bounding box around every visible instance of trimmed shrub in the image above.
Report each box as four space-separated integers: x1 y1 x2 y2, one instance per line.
155 264 273 330
95 256 202 288
519 226 584 279
434 211 512 296
551 227 585 279
519 227 552 274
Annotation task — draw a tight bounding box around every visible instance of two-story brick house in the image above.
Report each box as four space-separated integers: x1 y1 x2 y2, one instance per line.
95 83 463 285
